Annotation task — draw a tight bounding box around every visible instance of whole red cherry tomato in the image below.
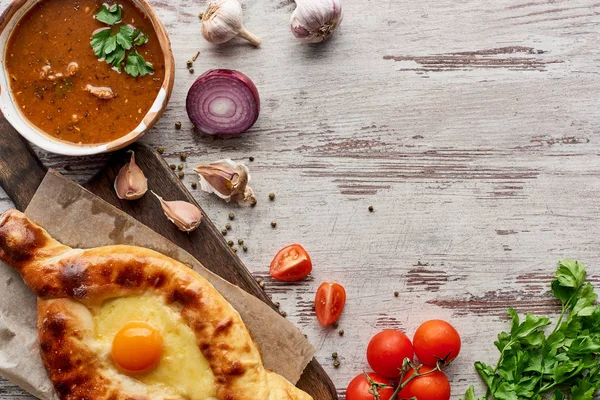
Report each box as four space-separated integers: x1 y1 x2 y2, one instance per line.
413 320 461 366
366 330 414 378
270 244 312 281
314 282 346 326
397 366 451 400
346 372 395 400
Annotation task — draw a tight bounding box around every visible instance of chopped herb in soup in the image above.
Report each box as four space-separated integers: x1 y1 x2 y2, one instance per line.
5 0 165 145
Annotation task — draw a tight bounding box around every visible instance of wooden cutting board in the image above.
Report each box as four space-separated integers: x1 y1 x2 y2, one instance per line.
0 117 337 400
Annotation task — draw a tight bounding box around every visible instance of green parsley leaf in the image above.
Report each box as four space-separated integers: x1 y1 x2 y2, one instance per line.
466 260 600 400
494 382 519 400
91 29 112 58
89 3 153 78
551 390 565 400
461 386 487 400
475 361 495 390
115 25 134 50
95 4 122 26
103 34 118 55
462 386 477 400
135 31 148 46
552 279 574 305
125 50 154 77
570 379 595 400
568 335 600 356
556 259 586 289
572 283 598 313
510 311 551 343
105 46 126 71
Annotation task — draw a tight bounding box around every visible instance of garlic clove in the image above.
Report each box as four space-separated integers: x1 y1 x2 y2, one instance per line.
114 150 148 200
194 159 256 206
199 0 261 46
290 0 343 43
152 191 202 232
194 159 245 198
195 161 239 200
235 185 257 206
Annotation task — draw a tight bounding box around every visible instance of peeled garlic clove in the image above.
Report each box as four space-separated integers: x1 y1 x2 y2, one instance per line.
152 192 202 232
194 159 255 205
199 0 261 46
290 0 343 43
114 150 148 200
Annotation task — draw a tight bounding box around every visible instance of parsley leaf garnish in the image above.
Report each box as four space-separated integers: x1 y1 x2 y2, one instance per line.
461 260 600 400
94 4 122 26
91 28 111 58
135 31 148 46
105 46 126 71
125 50 154 78
90 4 153 77
115 25 135 50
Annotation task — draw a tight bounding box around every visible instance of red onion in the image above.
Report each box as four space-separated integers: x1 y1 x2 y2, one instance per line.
186 69 260 135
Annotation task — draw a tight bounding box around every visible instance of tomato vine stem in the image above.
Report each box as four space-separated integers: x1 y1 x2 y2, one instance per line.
387 359 443 400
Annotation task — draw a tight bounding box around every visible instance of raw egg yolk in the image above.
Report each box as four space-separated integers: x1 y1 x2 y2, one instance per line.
111 321 164 374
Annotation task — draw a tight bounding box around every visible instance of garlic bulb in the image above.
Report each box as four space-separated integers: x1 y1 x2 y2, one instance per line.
290 0 343 43
194 159 257 206
199 0 261 46
114 151 147 200
152 192 202 232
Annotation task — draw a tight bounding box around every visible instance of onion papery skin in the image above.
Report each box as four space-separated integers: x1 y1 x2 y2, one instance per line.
186 69 260 135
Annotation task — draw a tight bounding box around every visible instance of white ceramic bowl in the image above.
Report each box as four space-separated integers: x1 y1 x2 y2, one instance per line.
0 0 175 156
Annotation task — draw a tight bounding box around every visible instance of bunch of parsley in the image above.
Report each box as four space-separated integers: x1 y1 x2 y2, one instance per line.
90 4 154 77
462 260 600 400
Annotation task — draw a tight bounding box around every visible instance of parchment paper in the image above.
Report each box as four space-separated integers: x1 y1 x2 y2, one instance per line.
0 170 315 400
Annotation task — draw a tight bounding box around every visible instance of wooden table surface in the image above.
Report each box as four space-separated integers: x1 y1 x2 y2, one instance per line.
1 0 599 398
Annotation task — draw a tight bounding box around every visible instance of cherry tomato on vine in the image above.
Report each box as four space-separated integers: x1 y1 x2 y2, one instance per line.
413 320 461 367
314 282 346 326
346 372 395 400
270 244 312 281
366 330 414 378
397 366 451 400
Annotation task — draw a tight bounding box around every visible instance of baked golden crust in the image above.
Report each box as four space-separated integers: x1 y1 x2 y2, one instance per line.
0 209 312 400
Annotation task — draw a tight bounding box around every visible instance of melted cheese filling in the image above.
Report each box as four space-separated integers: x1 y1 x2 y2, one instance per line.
92 295 217 399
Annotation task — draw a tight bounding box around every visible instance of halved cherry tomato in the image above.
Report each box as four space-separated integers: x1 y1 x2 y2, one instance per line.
314 282 346 326
270 244 312 281
397 366 451 400
367 329 414 378
413 319 461 366
346 372 395 400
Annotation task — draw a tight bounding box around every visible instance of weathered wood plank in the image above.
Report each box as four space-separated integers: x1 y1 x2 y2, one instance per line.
1 0 599 398
0 118 46 211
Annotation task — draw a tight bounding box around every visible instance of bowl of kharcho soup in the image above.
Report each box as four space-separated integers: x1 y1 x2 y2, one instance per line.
0 0 174 155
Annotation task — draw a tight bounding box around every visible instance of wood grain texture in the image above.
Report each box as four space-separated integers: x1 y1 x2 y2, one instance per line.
0 118 46 211
1 0 600 398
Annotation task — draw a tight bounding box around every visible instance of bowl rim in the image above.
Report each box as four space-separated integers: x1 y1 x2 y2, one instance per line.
0 0 175 156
